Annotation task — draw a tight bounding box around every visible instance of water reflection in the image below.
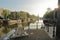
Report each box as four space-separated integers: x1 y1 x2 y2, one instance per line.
24 20 44 30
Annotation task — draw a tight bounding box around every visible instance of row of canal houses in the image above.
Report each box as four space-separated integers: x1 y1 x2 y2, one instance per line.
0 8 31 23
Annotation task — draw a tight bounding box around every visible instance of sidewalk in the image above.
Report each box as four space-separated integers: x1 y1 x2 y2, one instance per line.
25 29 52 40
9 29 52 40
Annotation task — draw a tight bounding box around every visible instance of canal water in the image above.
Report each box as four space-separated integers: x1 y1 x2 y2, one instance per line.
24 20 43 30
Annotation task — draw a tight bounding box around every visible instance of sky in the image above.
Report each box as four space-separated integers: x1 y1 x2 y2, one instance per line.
0 0 58 17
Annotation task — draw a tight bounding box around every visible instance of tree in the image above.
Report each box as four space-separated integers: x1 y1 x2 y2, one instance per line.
2 9 10 33
3 10 10 19
30 15 39 23
43 10 54 26
43 11 54 19
19 11 29 19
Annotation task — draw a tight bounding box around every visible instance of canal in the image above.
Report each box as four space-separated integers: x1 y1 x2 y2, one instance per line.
24 20 43 30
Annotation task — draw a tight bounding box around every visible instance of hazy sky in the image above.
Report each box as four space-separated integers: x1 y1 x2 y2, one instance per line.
0 0 58 17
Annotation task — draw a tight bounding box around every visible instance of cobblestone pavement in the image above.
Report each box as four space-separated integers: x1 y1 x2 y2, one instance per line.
9 29 52 40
